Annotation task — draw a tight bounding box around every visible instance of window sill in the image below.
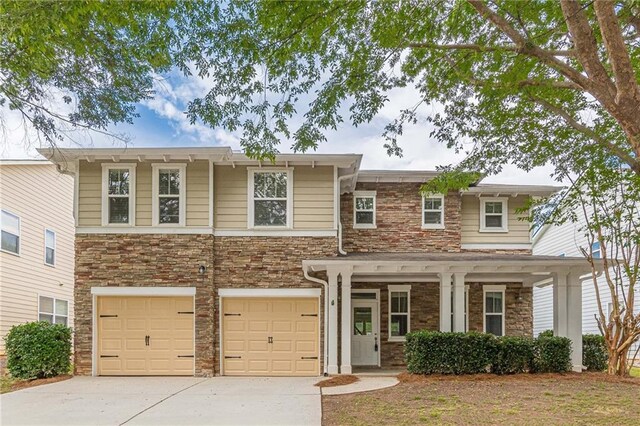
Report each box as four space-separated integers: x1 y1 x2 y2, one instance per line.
478 228 509 233
353 224 377 229
44 263 55 268
422 225 445 230
1 249 20 257
387 337 406 343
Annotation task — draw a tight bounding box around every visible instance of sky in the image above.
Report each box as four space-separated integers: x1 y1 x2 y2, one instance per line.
0 70 560 186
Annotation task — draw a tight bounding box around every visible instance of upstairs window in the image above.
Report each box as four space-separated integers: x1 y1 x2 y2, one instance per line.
1 209 20 255
484 286 505 336
480 198 508 232
353 191 376 229
388 285 411 341
44 229 56 266
249 169 292 228
422 194 445 229
152 164 186 226
591 241 601 259
39 296 68 326
102 164 136 226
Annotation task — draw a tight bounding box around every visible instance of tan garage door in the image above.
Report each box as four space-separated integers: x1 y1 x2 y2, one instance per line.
222 297 319 376
98 296 194 376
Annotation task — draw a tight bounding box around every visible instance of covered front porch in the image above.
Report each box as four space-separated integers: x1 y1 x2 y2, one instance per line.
303 253 602 375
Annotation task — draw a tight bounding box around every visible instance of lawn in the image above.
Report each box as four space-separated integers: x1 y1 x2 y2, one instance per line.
323 373 640 426
0 375 71 394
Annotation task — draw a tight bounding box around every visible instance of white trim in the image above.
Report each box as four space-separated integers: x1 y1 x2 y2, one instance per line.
218 288 321 297
209 160 214 228
44 228 56 267
75 227 338 236
151 163 187 227
101 163 137 227
353 190 377 229
479 197 508 232
37 294 69 326
450 285 470 332
483 285 506 336
333 165 339 230
422 194 445 230
461 243 531 250
387 284 411 342
247 167 294 229
1 208 21 256
214 229 336 237
74 159 79 227
90 287 196 296
76 227 212 234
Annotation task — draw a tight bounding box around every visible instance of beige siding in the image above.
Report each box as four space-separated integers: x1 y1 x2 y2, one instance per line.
460 195 531 244
0 164 75 353
78 160 101 227
186 160 210 227
214 166 247 229
293 166 334 229
136 162 152 226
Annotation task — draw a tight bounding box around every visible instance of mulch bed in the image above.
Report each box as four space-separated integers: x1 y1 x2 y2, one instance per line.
9 375 72 392
315 375 359 387
398 371 640 385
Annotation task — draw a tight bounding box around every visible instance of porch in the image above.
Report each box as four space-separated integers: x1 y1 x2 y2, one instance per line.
302 252 603 375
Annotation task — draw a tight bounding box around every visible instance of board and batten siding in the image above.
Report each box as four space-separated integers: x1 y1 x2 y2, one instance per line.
0 163 75 353
460 195 532 244
214 165 335 230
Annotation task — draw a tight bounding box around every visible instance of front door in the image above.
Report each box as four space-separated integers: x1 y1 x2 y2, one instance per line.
351 297 379 366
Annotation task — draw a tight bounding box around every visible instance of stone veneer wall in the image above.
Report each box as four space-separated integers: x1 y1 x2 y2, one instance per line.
468 283 533 336
75 234 215 376
341 183 462 253
213 237 337 375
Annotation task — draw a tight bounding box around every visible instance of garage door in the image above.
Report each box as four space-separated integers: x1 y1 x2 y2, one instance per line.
97 296 194 376
222 297 319 376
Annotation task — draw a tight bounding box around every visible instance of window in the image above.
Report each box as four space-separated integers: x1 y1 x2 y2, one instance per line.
152 164 186 226
422 194 445 229
38 296 68 326
102 164 136 226
1 209 20 255
450 286 470 332
44 229 56 266
483 285 505 336
480 198 508 232
249 169 293 228
353 191 376 228
591 242 601 259
388 285 410 341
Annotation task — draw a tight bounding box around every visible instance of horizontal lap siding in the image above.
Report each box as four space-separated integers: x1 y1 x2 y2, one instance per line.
293 166 334 229
187 161 210 227
215 166 247 229
461 195 532 244
78 161 101 227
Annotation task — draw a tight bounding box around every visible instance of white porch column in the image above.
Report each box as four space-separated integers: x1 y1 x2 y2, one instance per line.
439 272 452 332
452 272 467 332
340 268 353 374
567 272 583 372
327 267 339 375
552 272 568 337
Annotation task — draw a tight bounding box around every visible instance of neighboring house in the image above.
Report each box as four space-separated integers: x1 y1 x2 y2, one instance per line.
40 147 602 377
0 160 75 358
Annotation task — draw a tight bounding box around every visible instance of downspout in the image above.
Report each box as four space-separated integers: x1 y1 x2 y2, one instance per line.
304 266 329 376
337 171 358 256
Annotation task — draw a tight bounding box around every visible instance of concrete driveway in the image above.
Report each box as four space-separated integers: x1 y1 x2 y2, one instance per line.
0 376 321 426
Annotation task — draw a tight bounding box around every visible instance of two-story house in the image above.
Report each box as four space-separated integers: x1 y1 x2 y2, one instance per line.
0 160 75 364
40 147 601 377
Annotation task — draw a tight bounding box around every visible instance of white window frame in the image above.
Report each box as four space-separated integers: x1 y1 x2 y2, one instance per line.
483 285 506 336
101 163 136 226
479 197 508 232
450 285 470 332
353 190 377 229
1 209 21 256
152 163 187 227
591 241 602 259
422 194 445 230
38 295 69 326
247 168 294 229
388 284 411 342
44 228 56 266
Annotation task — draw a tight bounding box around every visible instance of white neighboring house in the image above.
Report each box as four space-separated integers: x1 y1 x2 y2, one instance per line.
0 160 74 356
532 215 640 357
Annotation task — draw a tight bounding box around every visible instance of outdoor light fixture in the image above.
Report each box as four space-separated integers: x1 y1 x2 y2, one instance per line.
199 265 206 275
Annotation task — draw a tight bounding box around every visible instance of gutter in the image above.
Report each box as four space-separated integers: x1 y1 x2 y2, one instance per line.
337 171 358 255
303 266 329 376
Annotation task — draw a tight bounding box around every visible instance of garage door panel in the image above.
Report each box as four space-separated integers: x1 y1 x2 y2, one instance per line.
247 300 269 313
247 359 269 373
248 320 269 332
272 321 292 332
225 319 245 332
295 340 317 352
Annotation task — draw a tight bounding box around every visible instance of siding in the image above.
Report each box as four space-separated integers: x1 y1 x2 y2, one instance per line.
214 165 247 229
78 160 101 227
187 161 210 227
0 164 75 353
460 195 531 244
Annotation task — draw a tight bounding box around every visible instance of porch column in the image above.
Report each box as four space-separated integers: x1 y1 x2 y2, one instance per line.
439 272 452 332
552 272 568 337
327 267 339 375
452 272 467 332
340 268 353 374
567 272 583 372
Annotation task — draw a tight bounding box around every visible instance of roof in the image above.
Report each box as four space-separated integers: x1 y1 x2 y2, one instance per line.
357 170 442 183
307 251 591 264
463 183 562 197
0 159 52 166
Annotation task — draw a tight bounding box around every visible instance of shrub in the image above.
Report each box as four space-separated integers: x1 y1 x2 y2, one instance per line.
583 334 608 371
492 336 535 374
538 329 554 338
532 336 572 373
4 322 72 379
405 331 497 374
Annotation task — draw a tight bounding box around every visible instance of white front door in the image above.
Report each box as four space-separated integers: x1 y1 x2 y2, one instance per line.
351 297 379 366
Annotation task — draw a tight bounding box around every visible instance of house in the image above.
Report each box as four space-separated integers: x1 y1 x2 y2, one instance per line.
0 160 75 362
39 147 603 377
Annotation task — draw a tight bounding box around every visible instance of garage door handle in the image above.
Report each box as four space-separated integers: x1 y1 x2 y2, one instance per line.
301 314 317 317
100 355 119 358
99 315 118 318
145 335 150 346
301 357 318 360
177 311 194 314
225 356 242 359
177 355 194 358
224 313 241 316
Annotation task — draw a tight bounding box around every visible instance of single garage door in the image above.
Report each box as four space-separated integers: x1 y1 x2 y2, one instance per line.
98 296 194 376
222 297 319 376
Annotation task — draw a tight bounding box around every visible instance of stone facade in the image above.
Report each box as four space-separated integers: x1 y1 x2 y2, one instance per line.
468 283 533 336
341 183 462 253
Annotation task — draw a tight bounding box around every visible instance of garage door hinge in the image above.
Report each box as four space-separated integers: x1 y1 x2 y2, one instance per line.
177 355 195 358
301 314 318 317
100 355 119 358
224 313 241 316
99 315 118 318
177 311 194 314
224 356 242 359
301 356 318 360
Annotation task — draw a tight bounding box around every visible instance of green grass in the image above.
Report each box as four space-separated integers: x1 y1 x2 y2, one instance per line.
0 376 17 394
630 367 640 378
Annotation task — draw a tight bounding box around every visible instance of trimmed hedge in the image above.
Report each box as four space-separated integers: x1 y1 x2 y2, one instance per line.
583 334 608 371
405 331 572 375
4 321 72 379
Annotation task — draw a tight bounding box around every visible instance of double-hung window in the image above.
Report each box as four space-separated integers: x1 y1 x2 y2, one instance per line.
1 209 20 255
480 198 508 232
353 191 376 228
591 241 601 259
484 285 505 336
102 164 136 226
38 296 68 326
152 164 186 226
422 194 445 229
388 285 411 341
249 169 293 228
44 229 56 266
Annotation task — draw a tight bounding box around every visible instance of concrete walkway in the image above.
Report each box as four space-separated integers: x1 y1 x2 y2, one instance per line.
0 376 321 426
321 376 399 395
